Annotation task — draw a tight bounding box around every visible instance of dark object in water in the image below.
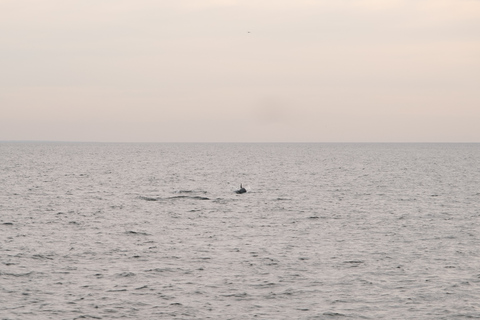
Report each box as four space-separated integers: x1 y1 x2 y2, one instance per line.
235 184 247 194
139 195 210 201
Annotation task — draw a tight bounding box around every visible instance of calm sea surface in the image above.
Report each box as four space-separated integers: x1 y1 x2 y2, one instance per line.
1 143 479 319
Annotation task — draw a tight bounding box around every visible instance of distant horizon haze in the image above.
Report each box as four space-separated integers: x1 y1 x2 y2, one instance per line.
1 0 479 142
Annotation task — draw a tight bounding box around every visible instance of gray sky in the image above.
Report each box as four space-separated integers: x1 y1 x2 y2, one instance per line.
1 0 479 142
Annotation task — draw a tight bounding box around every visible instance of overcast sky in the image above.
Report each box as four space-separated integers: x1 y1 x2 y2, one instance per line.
1 0 479 142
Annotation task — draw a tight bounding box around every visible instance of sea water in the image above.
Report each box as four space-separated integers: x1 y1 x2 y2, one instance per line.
1 142 479 319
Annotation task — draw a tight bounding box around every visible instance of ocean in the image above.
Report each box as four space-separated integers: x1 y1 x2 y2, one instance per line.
1 142 479 319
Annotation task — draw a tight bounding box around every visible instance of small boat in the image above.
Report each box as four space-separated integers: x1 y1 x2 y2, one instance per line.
235 184 247 194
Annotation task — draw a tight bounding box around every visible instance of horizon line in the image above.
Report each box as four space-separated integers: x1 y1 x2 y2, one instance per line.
1 140 479 144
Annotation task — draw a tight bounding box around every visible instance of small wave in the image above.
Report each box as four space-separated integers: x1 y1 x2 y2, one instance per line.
323 312 347 317
251 282 277 288
343 260 364 267
139 195 210 201
167 195 210 200
116 272 136 277
174 190 207 194
125 231 150 236
147 267 182 273
221 292 249 298
32 254 54 260
135 285 148 290
106 288 127 292
139 196 159 201
0 271 34 277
